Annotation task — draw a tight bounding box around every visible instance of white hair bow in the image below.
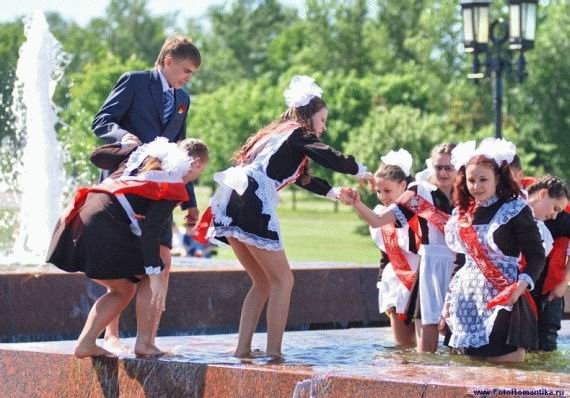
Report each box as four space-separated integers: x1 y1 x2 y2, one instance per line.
451 138 516 169
284 75 323 108
381 148 413 177
124 137 193 181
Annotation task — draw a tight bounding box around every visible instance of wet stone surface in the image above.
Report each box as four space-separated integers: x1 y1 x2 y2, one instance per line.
1 322 569 397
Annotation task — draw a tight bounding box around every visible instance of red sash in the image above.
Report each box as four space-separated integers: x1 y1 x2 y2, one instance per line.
396 190 450 234
542 237 569 294
380 224 416 291
63 179 189 225
459 223 537 318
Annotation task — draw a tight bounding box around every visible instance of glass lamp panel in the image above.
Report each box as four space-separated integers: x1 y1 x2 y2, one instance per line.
522 3 537 41
463 8 474 42
509 4 521 40
475 6 489 44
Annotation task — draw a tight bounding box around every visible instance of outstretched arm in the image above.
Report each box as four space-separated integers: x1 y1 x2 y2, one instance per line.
338 188 396 228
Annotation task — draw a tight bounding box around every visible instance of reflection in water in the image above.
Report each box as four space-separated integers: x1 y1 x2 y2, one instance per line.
144 328 570 376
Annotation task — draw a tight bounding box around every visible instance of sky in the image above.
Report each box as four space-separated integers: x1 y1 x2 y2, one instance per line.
1 0 229 26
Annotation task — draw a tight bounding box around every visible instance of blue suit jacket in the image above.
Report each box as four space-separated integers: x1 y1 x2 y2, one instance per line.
92 70 196 207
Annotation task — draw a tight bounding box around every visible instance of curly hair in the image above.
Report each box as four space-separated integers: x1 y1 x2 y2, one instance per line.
527 176 569 200
232 97 327 165
453 155 522 217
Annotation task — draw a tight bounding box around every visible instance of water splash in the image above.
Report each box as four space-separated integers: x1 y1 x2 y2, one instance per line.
1 11 69 264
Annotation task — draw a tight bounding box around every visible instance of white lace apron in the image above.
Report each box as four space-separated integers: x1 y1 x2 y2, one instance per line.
444 199 527 349
210 129 301 251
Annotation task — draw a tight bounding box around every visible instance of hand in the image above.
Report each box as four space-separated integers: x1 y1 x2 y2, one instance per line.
438 303 450 336
504 280 528 306
337 187 357 205
185 207 200 226
358 172 374 188
438 316 448 336
547 281 568 301
121 133 142 145
149 274 166 312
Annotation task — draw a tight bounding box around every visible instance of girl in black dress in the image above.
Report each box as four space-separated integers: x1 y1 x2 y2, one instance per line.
47 138 208 358
442 138 545 363
209 76 371 358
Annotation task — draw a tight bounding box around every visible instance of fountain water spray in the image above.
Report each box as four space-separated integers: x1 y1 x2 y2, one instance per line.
5 11 69 263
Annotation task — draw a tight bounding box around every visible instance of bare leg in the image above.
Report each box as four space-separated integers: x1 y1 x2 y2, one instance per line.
75 279 136 358
248 246 294 358
134 274 165 357
227 238 271 357
415 323 439 353
486 348 526 363
148 245 171 345
387 310 416 348
103 311 131 354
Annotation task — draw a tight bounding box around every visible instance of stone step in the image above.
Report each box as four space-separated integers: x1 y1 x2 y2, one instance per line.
1 326 569 398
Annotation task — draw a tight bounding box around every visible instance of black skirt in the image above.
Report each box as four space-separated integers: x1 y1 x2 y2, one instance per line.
213 176 282 250
47 192 164 281
444 294 539 357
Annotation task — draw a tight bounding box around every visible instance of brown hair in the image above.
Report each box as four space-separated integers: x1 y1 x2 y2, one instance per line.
140 157 162 173
178 138 209 161
375 164 413 185
155 36 201 68
232 97 327 165
528 176 569 200
453 155 522 217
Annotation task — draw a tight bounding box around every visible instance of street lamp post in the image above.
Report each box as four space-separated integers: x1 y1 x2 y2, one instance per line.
460 0 538 139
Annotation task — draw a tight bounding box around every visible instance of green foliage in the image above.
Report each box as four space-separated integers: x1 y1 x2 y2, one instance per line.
0 20 24 143
188 76 282 185
58 54 147 184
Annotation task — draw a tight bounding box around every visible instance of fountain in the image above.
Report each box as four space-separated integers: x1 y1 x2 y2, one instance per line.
0 11 69 264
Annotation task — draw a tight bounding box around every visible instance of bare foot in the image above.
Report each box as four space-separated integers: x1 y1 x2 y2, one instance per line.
134 342 167 358
103 336 131 355
74 342 114 358
233 348 253 358
265 351 284 362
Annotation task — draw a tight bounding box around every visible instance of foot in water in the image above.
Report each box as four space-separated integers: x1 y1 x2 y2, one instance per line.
134 342 168 358
74 342 115 358
103 336 131 355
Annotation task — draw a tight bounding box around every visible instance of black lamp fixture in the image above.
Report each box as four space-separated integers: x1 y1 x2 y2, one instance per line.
460 0 538 138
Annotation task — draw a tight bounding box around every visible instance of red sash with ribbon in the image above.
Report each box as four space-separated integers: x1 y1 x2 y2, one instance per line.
396 190 450 234
63 179 189 226
542 237 569 294
459 222 537 318
380 224 416 291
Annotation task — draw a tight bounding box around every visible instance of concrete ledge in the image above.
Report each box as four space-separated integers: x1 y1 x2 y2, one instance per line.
1 327 568 398
0 262 383 342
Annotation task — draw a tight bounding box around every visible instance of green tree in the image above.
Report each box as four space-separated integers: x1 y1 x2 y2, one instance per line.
58 54 147 184
0 20 25 144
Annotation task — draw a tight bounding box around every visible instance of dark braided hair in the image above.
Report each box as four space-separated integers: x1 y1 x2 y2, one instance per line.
528 176 569 200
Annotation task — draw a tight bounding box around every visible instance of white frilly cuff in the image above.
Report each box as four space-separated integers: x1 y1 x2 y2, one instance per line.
355 163 370 179
144 266 162 275
518 273 534 291
388 203 408 228
326 187 341 201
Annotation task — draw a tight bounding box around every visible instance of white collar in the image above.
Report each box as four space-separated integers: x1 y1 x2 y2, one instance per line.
157 69 172 93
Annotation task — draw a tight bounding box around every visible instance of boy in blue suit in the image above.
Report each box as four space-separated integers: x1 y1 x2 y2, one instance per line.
92 36 201 356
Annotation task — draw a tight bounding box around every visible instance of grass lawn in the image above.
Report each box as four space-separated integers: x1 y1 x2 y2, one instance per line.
174 186 379 264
